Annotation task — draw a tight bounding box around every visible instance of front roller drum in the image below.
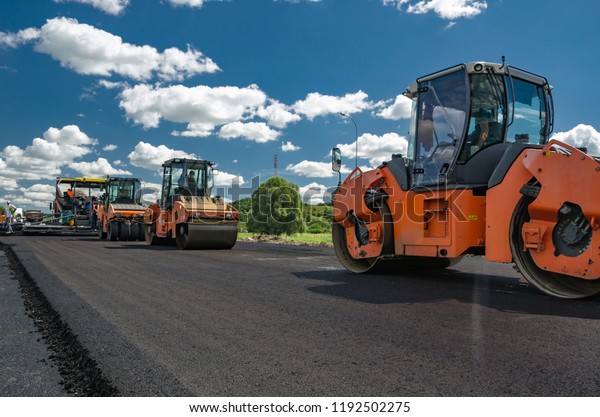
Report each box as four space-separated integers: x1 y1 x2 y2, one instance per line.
332 201 455 274
176 223 238 250
144 223 176 246
332 202 395 273
510 196 600 299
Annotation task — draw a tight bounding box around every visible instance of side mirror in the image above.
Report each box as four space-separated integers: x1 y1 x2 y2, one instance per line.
331 147 342 173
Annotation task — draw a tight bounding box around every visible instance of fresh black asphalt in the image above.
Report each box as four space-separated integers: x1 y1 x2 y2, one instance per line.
2 235 600 396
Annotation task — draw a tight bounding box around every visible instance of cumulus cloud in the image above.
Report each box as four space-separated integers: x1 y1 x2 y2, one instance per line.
214 171 245 187
103 144 118 151
218 122 281 143
127 141 197 171
336 132 408 167
20 183 55 204
293 91 373 120
70 157 132 177
286 160 338 178
256 100 301 129
377 94 412 120
383 0 488 20
119 83 267 136
551 124 600 156
0 125 97 183
0 28 40 48
53 0 130 15
281 141 301 152
299 182 330 205
3 17 219 81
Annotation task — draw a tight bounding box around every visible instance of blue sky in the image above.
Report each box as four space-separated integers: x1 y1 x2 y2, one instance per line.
1 0 599 210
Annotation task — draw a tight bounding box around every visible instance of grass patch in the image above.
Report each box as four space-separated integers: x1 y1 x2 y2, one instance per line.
238 232 332 246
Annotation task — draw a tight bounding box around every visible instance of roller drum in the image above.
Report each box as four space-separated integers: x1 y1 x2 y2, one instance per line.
176 223 238 250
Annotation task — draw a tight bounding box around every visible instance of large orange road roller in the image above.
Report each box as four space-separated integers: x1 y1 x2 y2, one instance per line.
96 176 146 241
144 158 240 249
331 60 600 299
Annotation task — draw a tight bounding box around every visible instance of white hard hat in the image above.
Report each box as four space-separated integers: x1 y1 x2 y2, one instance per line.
6 201 10 204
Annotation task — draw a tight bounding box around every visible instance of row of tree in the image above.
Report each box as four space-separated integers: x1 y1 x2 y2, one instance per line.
231 177 333 235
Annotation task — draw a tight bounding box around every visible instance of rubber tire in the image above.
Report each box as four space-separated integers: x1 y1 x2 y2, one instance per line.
98 224 107 240
130 222 141 241
108 221 118 241
118 222 129 241
176 223 188 250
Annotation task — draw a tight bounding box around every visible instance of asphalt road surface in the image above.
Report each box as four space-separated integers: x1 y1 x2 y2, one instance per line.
4 235 600 396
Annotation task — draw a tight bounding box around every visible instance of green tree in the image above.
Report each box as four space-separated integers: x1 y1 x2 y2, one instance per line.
248 177 304 236
0 205 5 216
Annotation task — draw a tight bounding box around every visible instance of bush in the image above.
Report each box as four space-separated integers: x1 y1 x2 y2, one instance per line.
248 177 304 236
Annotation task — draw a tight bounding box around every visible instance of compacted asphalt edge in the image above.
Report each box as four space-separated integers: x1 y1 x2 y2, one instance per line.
1 240 118 396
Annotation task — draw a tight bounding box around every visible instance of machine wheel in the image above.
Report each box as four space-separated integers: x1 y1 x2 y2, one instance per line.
176 223 191 249
118 222 129 241
145 223 157 245
108 221 118 241
144 223 175 246
98 225 107 240
130 222 143 241
510 195 600 299
332 200 395 273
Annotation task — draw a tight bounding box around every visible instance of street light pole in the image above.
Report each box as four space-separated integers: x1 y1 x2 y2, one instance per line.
339 112 358 168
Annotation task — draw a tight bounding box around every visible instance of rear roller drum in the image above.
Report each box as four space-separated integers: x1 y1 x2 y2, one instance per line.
510 196 600 299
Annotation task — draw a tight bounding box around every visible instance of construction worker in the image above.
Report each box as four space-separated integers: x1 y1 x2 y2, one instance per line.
5 201 15 234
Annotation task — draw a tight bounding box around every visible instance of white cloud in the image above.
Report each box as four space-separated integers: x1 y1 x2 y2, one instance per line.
256 100 301 128
70 157 132 177
167 0 206 6
551 124 600 156
97 79 129 90
377 94 412 120
45 125 98 146
119 83 267 136
218 122 281 143
214 171 245 187
299 182 330 205
53 0 130 15
293 91 373 120
286 160 337 178
127 141 197 171
383 0 487 20
159 46 220 82
0 28 40 48
6 17 218 81
337 132 408 167
0 125 97 189
103 144 118 151
20 183 55 204
281 141 301 152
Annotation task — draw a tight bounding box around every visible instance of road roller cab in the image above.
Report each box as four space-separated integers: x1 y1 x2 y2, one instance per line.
96 176 146 241
331 59 600 299
143 158 240 249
